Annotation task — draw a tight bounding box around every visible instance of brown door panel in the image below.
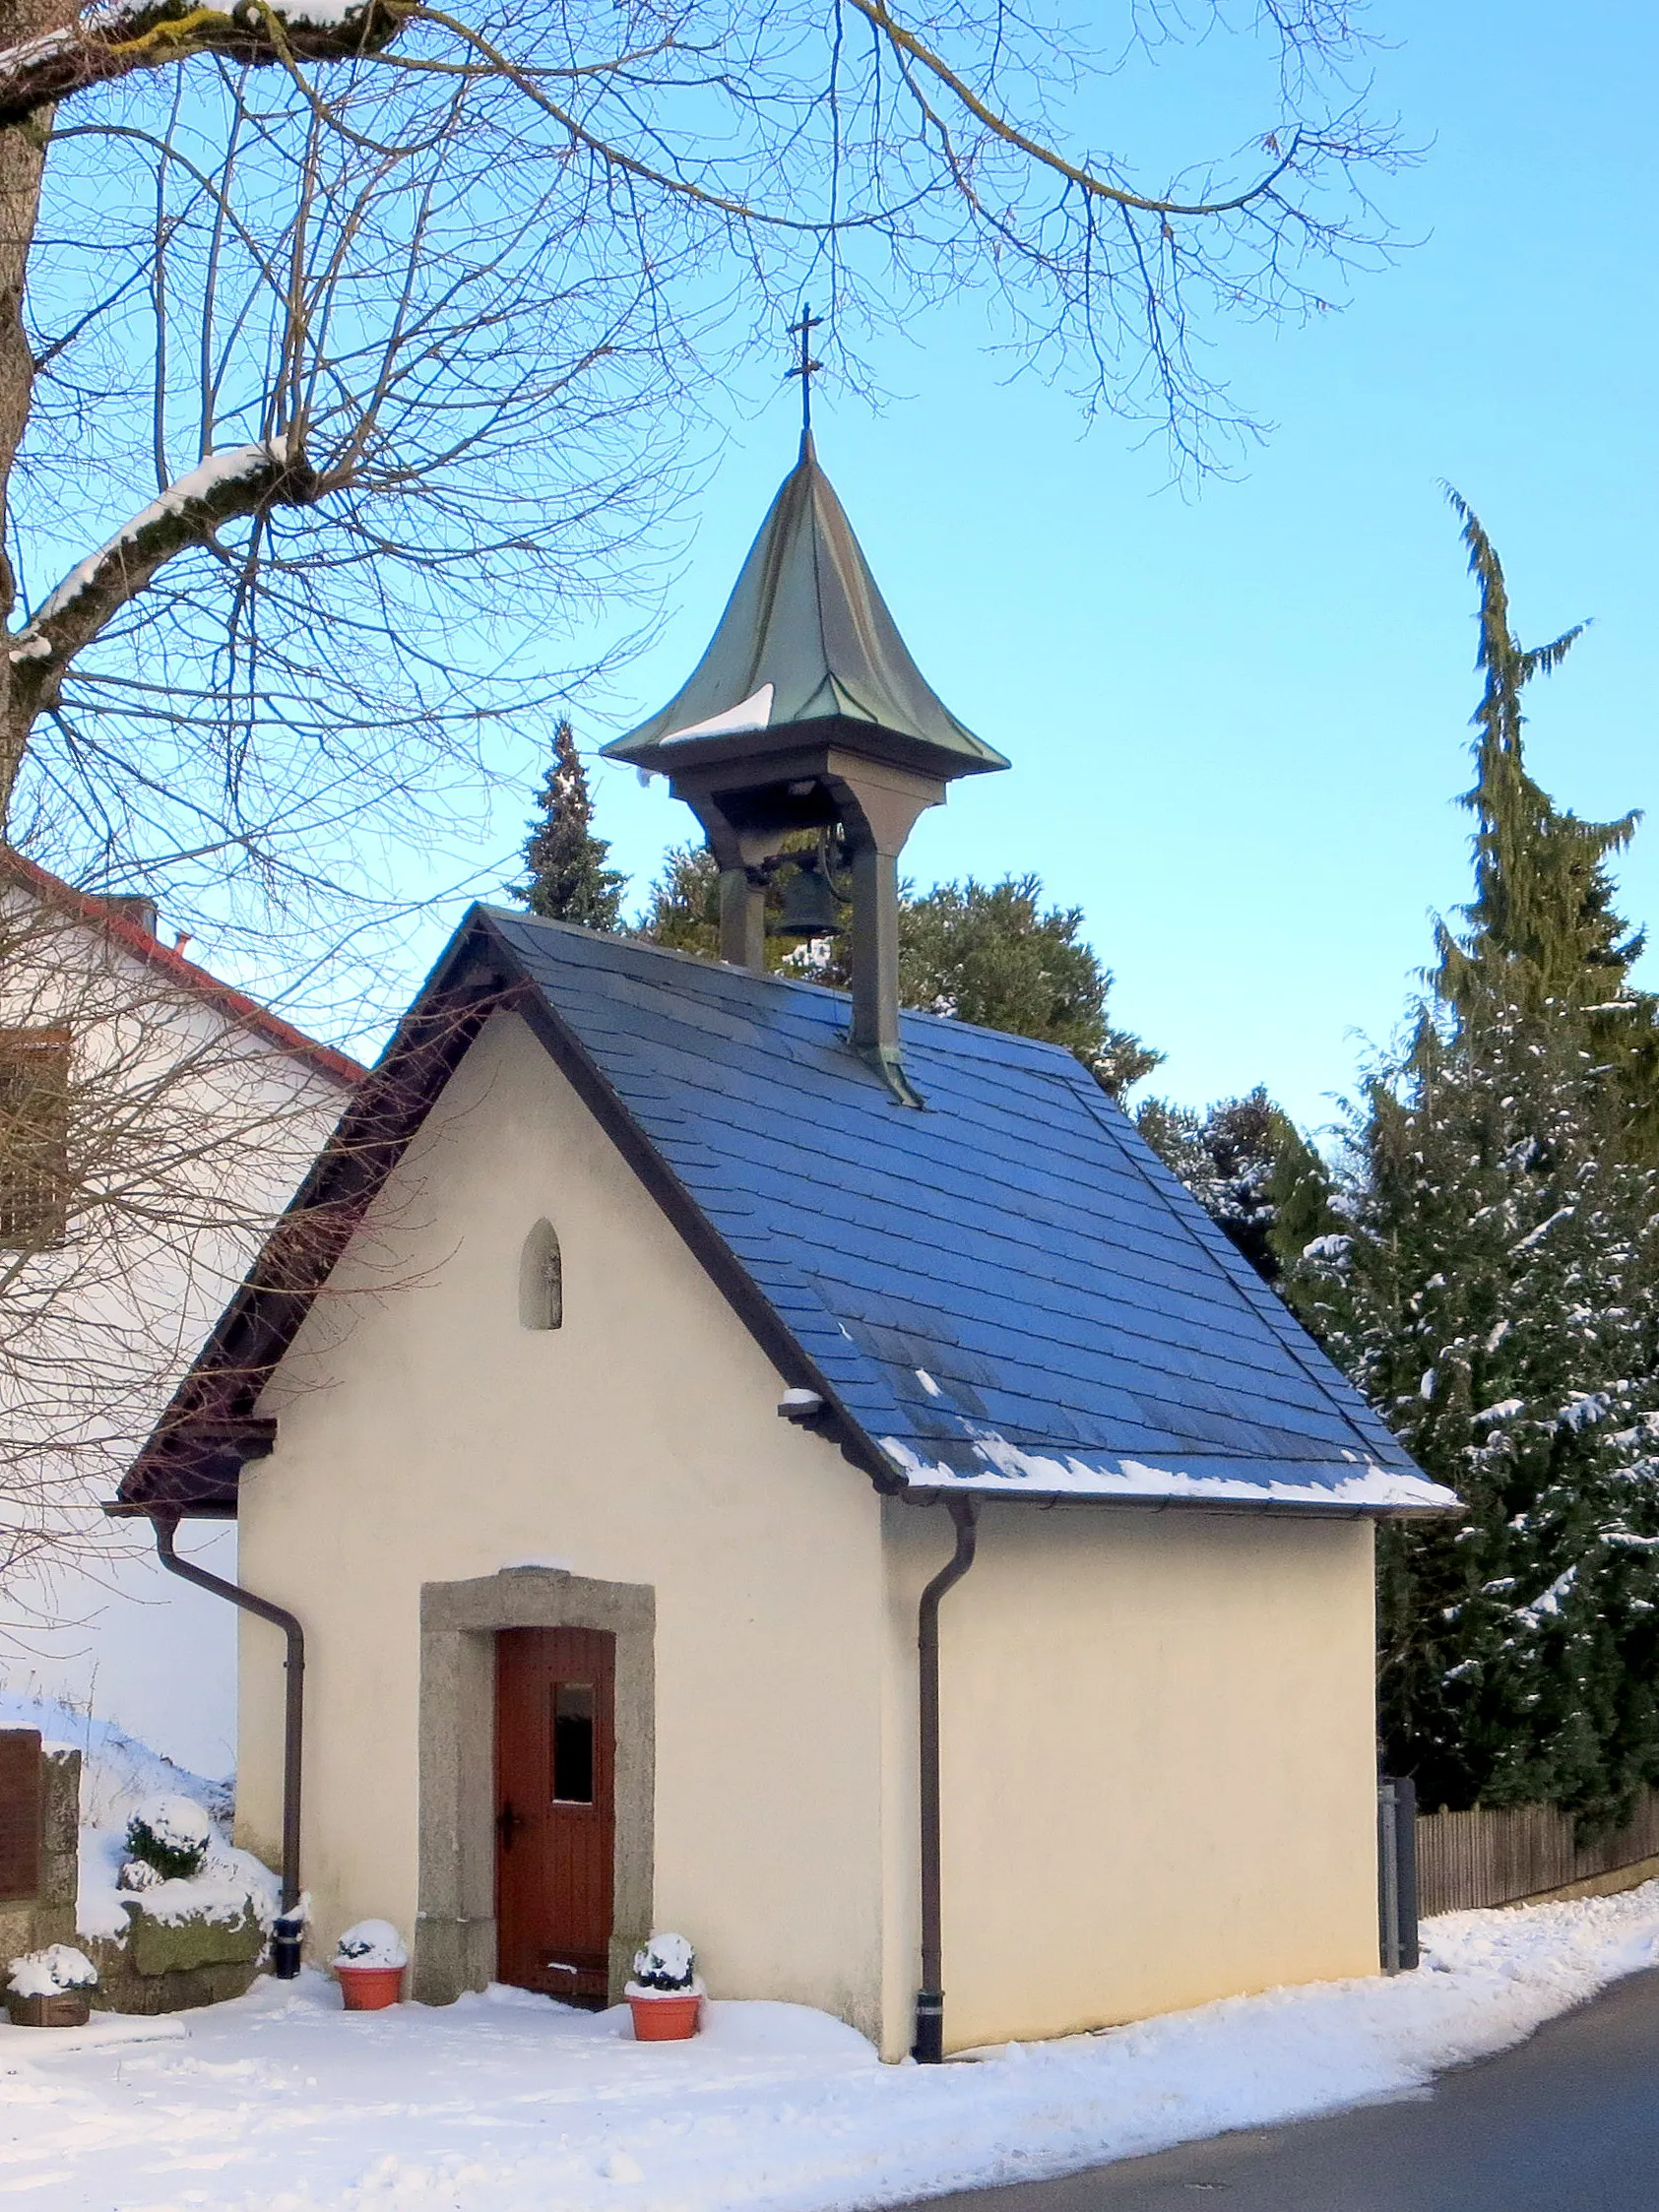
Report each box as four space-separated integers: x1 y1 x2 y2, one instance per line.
495 1625 616 2001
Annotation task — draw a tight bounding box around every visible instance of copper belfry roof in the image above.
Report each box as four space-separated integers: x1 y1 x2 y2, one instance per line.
602 434 1009 773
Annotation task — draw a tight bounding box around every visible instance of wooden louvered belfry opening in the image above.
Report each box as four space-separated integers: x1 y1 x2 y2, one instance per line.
0 1028 70 1250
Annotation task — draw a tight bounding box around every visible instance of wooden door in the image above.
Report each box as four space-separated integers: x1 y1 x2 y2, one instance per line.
494 1626 615 2003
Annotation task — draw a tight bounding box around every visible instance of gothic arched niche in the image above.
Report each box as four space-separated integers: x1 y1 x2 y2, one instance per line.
518 1218 563 1332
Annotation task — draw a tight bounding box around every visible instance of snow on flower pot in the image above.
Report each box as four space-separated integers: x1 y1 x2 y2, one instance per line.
333 1920 408 2010
625 1932 702 2042
6 1945 97 2028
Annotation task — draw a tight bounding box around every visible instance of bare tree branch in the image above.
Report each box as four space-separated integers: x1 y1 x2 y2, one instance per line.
6 437 323 744
0 0 413 132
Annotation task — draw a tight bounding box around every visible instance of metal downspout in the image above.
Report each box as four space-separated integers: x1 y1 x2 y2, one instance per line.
149 1510 306 1973
915 1493 980 2063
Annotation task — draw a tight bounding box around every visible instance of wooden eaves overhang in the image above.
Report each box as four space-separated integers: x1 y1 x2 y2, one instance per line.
116 907 1457 1526
112 908 894 1520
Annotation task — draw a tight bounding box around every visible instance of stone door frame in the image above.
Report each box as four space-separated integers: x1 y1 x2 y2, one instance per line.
415 1567 655 2005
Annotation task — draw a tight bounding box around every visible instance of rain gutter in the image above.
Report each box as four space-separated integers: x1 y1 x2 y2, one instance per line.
149 1510 306 1975
914 1492 980 2063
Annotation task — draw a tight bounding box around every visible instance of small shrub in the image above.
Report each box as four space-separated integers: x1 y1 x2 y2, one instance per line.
125 1794 214 1881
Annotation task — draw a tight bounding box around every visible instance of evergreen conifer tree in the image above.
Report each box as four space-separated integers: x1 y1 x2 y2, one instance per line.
897 876 1159 1095
1135 1089 1325 1281
640 857 1159 1094
1295 1000 1659 1828
1435 493 1659 1153
636 837 840 971
515 721 626 930
1283 499 1659 1829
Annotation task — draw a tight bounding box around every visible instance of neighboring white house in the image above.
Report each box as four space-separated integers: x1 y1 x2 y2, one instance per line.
0 851 361 1772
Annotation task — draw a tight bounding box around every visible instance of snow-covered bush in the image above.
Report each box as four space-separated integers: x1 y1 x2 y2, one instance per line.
7 1945 97 1996
125 1795 214 1881
631 1932 695 1991
333 1920 408 1969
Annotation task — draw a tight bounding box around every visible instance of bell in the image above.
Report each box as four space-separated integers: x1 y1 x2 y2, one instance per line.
774 851 844 939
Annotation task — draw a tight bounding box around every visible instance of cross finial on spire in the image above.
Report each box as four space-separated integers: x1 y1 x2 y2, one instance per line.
785 303 824 445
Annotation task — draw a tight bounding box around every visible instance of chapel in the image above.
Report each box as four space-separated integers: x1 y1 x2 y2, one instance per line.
118 431 1452 2058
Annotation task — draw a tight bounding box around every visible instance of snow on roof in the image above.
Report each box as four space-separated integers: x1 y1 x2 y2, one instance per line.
879 1437 1455 1512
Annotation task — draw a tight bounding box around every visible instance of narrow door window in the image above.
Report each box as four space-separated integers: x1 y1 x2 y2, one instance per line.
551 1681 596 1804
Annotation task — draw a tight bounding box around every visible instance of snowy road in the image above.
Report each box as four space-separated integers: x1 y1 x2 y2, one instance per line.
910 1962 1659 2211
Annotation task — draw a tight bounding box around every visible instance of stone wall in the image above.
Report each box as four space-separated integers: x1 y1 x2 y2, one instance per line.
1 1738 264 2015
88 1906 264 2015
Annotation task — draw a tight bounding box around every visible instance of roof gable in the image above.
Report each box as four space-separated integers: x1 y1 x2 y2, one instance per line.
119 907 1453 1518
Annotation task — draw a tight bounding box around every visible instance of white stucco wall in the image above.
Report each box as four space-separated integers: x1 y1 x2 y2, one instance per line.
882 1499 1381 2053
239 1011 893 2039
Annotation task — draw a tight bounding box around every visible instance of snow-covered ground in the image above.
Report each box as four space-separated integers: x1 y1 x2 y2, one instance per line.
5 1883 1659 2211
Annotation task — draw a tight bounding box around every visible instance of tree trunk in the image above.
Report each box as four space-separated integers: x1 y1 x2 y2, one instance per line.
0 0 68 826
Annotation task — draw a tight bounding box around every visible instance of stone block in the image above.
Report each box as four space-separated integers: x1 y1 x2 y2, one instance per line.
86 1902 265 2016
37 1752 80 1910
0 1901 34 1968
125 1903 264 1981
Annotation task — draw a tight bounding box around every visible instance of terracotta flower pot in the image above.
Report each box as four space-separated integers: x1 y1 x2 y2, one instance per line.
6 1990 92 2029
627 1990 701 2041
336 1963 405 2011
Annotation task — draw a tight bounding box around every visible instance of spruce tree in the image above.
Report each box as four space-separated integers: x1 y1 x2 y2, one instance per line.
515 721 626 930
1295 1001 1659 1828
1435 493 1659 1152
1281 500 1659 1830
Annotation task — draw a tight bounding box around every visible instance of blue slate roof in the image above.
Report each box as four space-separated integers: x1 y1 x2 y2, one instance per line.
482 910 1452 1513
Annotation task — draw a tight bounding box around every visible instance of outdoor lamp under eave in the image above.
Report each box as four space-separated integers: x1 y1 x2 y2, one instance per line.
602 431 1008 1104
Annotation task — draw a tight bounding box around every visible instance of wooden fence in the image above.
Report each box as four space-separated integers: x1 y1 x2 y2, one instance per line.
1416 1788 1659 1916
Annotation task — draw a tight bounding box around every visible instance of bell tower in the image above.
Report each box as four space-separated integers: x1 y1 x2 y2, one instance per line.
602 433 1007 1102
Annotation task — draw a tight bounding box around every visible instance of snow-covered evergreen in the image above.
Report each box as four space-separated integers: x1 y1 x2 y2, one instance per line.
515 721 626 931
1284 499 1659 1829
1293 1001 1659 1826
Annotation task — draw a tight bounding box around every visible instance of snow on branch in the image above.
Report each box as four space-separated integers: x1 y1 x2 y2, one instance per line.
0 0 412 130
7 437 323 708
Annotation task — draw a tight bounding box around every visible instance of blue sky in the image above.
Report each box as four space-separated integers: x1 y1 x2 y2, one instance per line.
485 3 1658 1134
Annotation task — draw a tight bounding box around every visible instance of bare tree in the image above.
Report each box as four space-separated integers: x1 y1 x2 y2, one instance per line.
0 0 1404 976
